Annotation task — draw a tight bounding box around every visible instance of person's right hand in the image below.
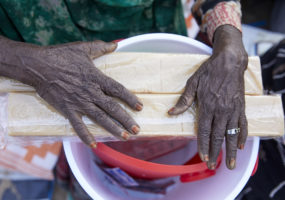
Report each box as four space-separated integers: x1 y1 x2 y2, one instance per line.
168 25 248 170
0 37 143 147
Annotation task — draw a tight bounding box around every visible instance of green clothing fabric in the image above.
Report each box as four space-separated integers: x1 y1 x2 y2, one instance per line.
0 0 187 45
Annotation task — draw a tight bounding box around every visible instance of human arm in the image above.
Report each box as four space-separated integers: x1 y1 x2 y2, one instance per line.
169 1 247 170
0 36 143 147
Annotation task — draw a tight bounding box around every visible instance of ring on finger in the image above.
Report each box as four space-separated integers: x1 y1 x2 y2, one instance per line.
227 128 240 135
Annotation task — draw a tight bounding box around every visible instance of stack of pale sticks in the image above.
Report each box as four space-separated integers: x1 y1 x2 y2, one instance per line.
1 52 284 142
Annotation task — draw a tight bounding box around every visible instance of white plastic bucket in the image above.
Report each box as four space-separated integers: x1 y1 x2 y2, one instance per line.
64 33 260 200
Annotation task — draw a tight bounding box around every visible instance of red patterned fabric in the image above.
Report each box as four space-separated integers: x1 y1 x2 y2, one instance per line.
192 1 242 43
204 1 242 42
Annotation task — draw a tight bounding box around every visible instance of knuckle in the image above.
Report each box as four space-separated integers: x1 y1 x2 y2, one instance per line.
198 138 210 150
70 119 83 130
216 103 234 115
227 148 237 157
239 116 248 128
240 54 248 67
89 109 106 122
198 125 211 137
240 120 248 128
226 134 239 142
179 95 189 106
227 122 239 130
212 133 224 143
104 99 120 113
112 82 126 96
240 114 247 122
103 77 127 96
227 136 238 147
123 117 135 127
240 131 248 140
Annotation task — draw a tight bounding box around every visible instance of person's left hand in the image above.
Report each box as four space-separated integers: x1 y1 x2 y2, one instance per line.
168 25 248 170
0 37 143 147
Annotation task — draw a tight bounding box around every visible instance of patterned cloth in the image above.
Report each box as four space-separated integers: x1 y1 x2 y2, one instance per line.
0 0 187 45
0 142 62 180
192 0 242 42
0 0 243 46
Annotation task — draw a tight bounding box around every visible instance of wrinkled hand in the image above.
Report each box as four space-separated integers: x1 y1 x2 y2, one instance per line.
169 25 248 170
0 38 143 147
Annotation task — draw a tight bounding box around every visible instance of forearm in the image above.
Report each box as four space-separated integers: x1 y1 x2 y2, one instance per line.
0 36 40 86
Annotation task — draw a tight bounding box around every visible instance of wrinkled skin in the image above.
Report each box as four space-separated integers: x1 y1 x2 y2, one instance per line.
169 25 248 170
0 37 143 147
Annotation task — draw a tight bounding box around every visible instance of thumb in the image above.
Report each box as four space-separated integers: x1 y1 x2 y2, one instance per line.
168 60 208 115
81 40 117 59
168 73 199 115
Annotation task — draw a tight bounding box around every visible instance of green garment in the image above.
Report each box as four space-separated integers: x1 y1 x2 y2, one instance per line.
0 0 187 45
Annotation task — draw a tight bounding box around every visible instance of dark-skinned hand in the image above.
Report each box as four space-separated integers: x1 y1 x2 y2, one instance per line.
169 25 248 170
0 37 143 147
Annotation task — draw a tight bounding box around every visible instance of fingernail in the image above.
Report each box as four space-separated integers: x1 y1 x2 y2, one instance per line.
110 42 117 48
131 125 140 134
135 103 143 111
239 144 244 150
210 162 216 170
199 152 204 161
168 107 175 114
90 141 97 149
138 98 143 106
204 154 209 162
230 158 236 169
199 152 209 162
121 131 130 140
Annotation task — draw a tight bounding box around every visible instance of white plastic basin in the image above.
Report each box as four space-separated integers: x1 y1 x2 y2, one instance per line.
64 33 260 200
